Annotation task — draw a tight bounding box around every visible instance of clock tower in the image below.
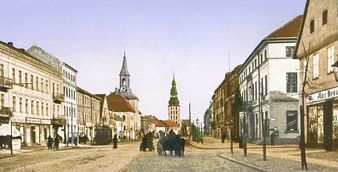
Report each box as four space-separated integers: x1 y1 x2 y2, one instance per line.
118 52 138 100
168 74 180 124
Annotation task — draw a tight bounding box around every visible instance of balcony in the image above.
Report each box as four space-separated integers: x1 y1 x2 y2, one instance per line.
51 116 66 127
0 106 12 124
0 76 13 91
53 93 64 104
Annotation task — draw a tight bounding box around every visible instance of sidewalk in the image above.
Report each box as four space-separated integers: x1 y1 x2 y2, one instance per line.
189 136 338 171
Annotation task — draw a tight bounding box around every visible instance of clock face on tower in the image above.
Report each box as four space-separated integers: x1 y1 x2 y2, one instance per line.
120 85 127 92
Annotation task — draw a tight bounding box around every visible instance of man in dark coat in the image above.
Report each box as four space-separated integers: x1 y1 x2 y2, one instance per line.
113 134 118 149
47 135 53 150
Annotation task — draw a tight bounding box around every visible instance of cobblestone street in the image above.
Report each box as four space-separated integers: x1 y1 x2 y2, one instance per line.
123 145 254 172
0 142 143 172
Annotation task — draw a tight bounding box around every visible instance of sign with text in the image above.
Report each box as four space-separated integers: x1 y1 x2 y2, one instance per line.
307 87 338 103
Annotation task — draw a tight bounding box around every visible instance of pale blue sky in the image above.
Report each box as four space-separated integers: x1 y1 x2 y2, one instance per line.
0 0 306 122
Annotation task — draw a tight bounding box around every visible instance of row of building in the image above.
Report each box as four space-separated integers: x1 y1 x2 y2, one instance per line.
0 41 141 146
206 0 338 150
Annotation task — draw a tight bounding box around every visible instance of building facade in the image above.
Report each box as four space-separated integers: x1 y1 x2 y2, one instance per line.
212 65 241 141
76 87 101 141
295 0 338 150
239 16 302 144
203 103 212 135
0 41 64 146
62 63 78 145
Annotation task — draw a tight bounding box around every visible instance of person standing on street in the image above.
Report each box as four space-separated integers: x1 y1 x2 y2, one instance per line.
113 134 118 149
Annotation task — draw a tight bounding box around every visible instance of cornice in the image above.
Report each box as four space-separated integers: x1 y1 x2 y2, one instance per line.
0 44 62 79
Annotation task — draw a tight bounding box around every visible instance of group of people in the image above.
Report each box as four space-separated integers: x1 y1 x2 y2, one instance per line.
47 135 61 150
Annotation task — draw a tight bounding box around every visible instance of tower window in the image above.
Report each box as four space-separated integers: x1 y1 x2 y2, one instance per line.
310 19 315 33
322 9 328 25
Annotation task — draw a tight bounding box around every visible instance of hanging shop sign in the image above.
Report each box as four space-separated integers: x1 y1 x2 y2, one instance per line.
26 117 41 124
11 116 26 123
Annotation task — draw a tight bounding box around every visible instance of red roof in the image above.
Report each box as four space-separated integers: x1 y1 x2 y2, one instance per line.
162 120 180 128
106 93 136 113
265 15 303 39
143 115 166 127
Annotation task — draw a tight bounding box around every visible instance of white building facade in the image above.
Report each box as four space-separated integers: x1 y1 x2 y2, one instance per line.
239 16 302 144
62 63 78 145
0 41 64 146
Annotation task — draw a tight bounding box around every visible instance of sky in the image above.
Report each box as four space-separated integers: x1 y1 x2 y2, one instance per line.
0 0 306 123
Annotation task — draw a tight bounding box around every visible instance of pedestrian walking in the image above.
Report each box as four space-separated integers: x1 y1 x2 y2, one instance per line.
47 135 53 150
54 136 60 149
113 134 118 149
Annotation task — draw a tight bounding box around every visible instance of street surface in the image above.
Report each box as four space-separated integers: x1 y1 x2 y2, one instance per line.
0 137 337 172
123 145 256 172
0 142 142 172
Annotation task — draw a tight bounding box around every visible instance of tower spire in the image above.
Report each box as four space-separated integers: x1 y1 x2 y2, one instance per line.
120 51 129 75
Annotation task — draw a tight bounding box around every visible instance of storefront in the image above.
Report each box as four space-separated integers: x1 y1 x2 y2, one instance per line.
307 87 338 150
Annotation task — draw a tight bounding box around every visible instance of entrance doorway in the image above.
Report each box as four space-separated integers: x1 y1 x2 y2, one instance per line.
31 126 36 144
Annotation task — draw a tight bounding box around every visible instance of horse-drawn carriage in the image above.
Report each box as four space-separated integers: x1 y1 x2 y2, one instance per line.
156 130 185 156
139 132 154 151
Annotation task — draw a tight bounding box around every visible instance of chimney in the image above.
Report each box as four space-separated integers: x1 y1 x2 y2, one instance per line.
7 42 13 47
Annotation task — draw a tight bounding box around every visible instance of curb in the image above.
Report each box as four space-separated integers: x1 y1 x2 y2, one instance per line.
216 153 267 172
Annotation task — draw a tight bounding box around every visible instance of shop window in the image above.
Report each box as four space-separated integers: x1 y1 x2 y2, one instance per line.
286 111 298 132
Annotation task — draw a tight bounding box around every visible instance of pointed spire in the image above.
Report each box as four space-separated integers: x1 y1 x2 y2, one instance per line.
169 73 179 106
120 51 129 75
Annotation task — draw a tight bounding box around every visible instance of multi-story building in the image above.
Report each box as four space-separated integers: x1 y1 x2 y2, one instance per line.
0 41 64 146
77 87 101 141
62 63 78 145
203 103 213 135
239 16 302 144
212 65 241 141
295 0 338 150
107 92 136 140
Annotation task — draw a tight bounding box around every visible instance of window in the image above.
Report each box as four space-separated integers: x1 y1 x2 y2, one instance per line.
31 100 34 114
286 111 298 131
19 71 22 85
12 68 15 83
12 96 16 112
254 81 257 101
261 78 264 96
46 103 49 116
310 19 315 33
41 79 43 93
328 46 335 73
25 73 28 88
41 102 44 116
19 98 22 112
36 101 39 115
286 73 297 93
46 80 49 93
25 99 28 113
264 50 267 60
0 64 4 77
264 75 268 95
286 46 295 58
31 75 34 90
36 77 39 91
322 9 328 25
0 94 4 107
313 53 319 78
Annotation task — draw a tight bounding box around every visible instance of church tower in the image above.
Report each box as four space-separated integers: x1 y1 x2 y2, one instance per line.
168 74 180 124
118 52 138 108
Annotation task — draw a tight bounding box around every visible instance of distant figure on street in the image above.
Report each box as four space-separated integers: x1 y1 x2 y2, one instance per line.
54 136 60 149
47 135 53 150
113 134 118 149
